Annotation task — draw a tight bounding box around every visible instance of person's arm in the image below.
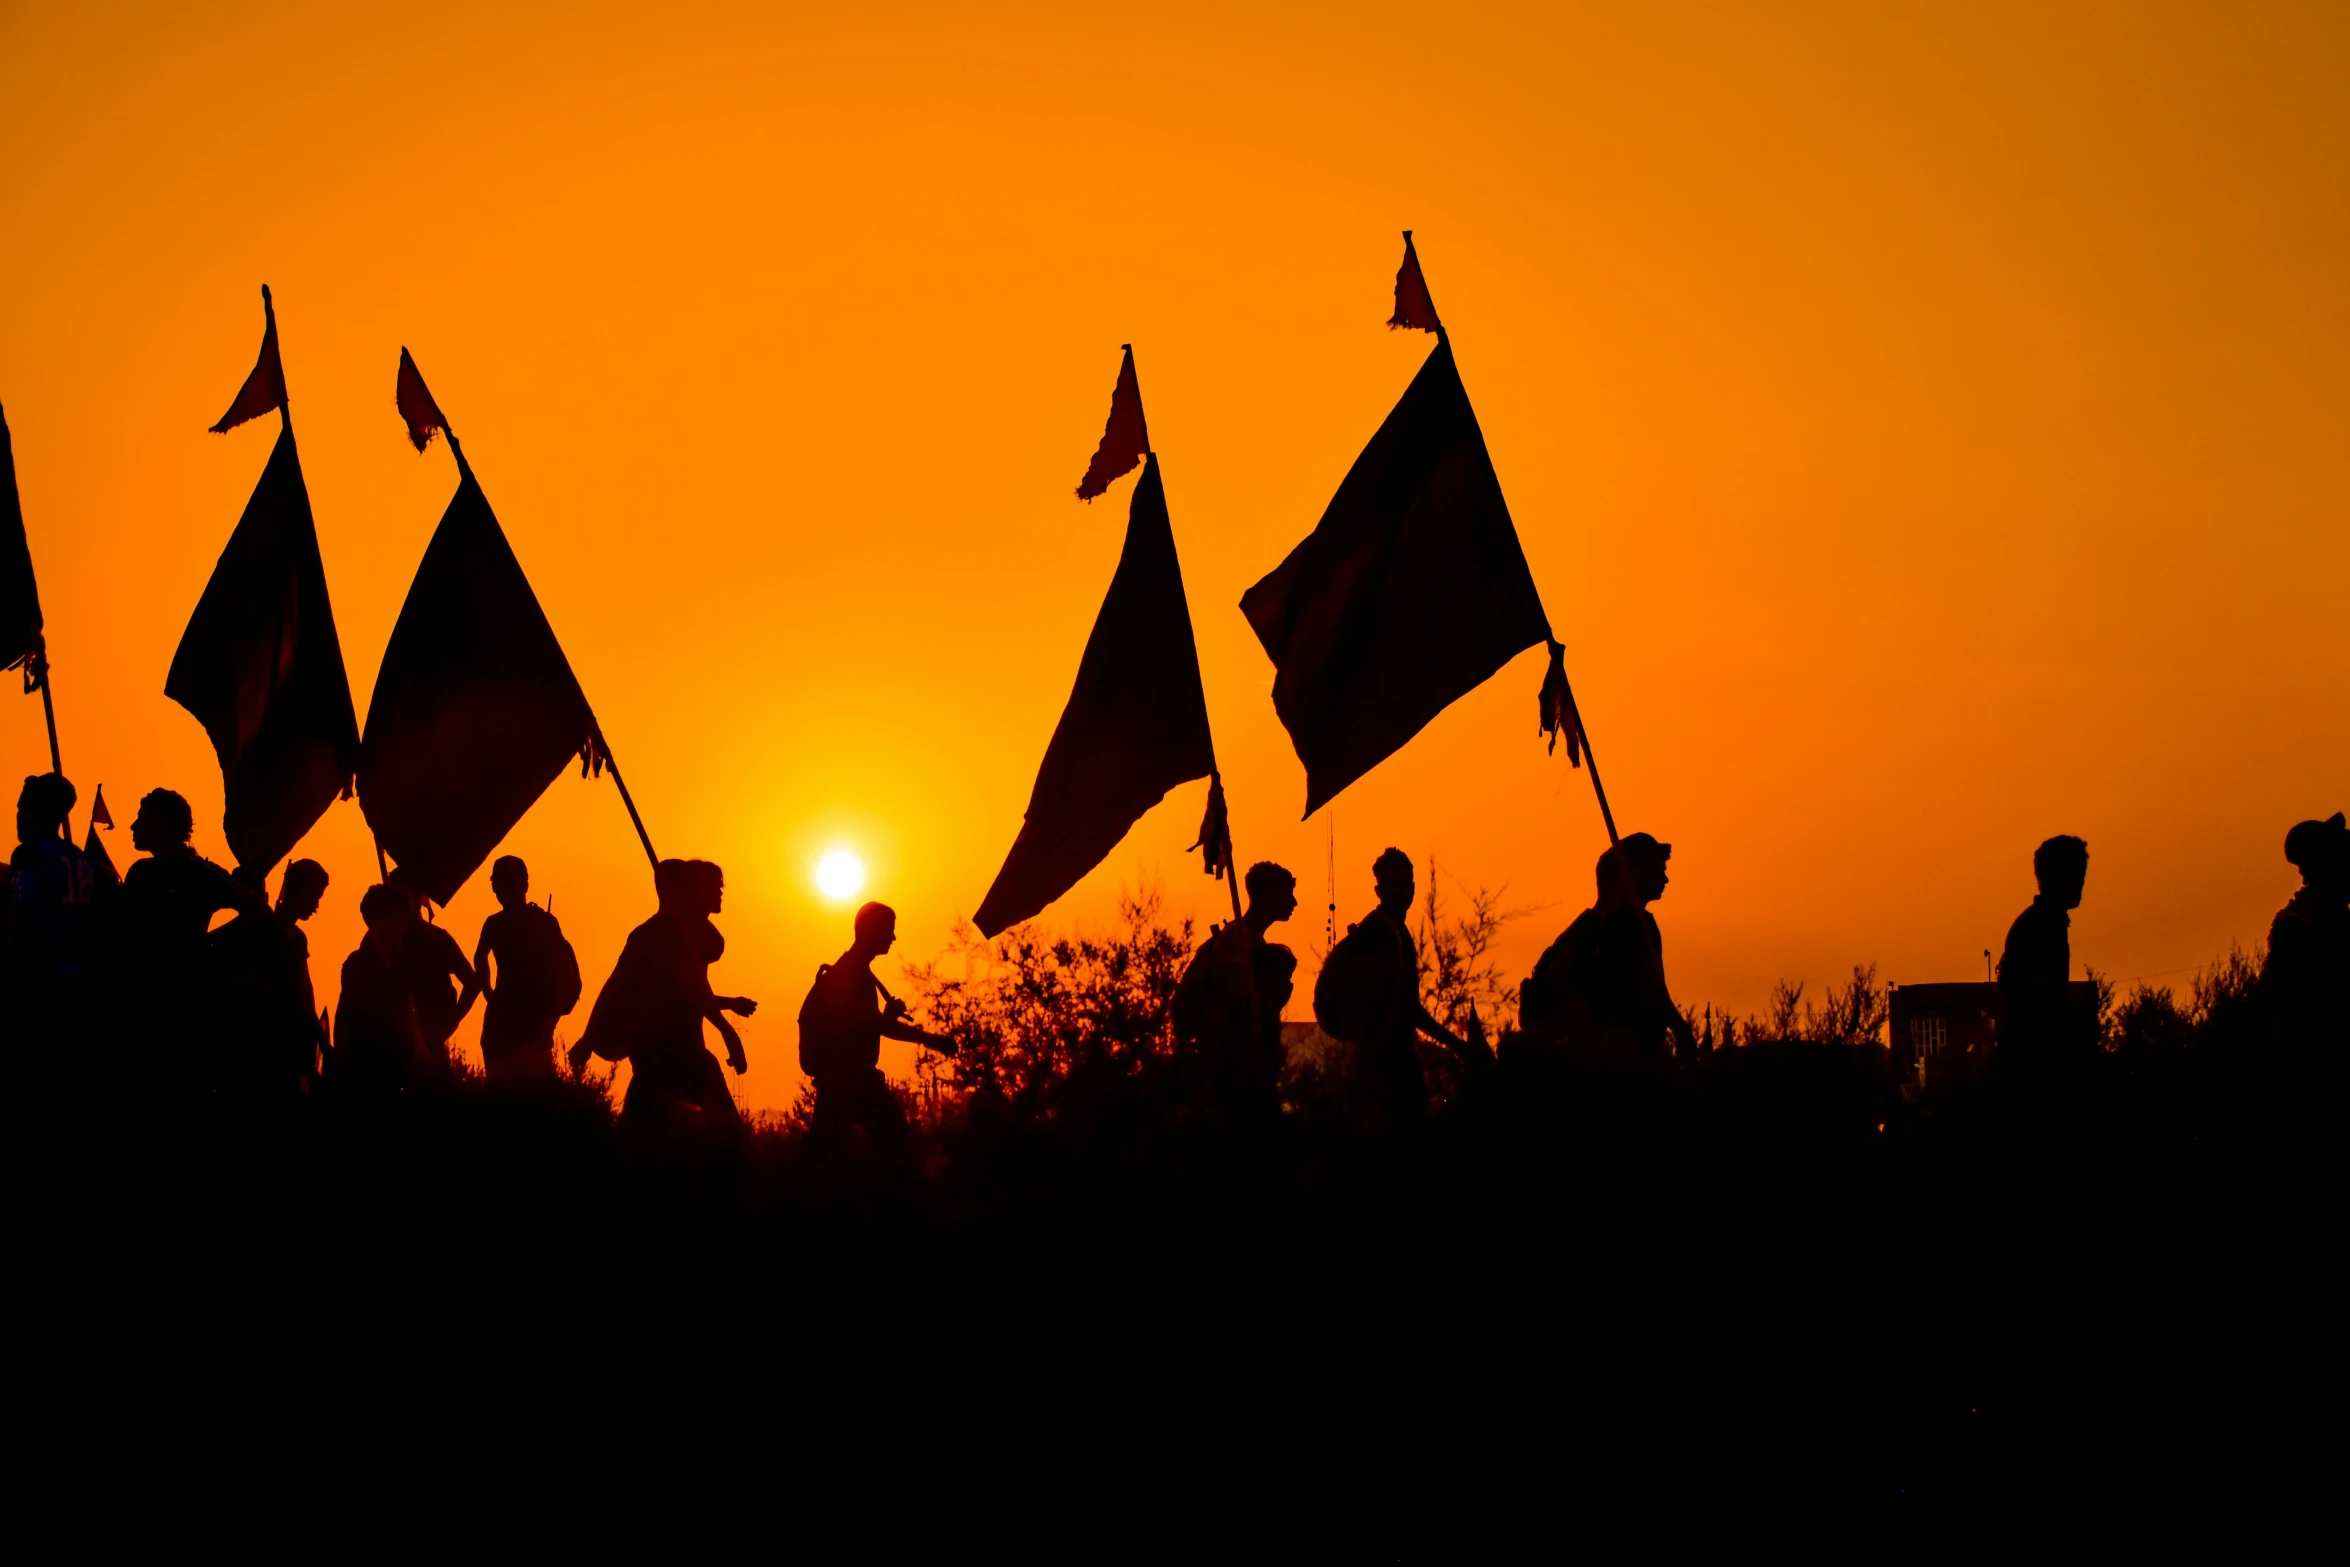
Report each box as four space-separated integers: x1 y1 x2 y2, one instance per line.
446 937 480 1024
1411 1001 1469 1055
708 1008 748 1074
456 929 492 1023
879 993 957 1055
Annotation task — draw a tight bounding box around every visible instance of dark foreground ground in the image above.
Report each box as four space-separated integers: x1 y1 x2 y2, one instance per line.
8 1028 2337 1532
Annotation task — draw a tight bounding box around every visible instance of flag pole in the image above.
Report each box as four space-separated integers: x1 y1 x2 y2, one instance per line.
1216 772 1243 925
31 638 60 777
594 726 660 874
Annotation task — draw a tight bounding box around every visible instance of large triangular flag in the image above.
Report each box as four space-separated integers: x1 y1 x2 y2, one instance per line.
167 290 360 872
1 402 43 676
975 450 1217 936
1241 237 1567 817
358 354 597 907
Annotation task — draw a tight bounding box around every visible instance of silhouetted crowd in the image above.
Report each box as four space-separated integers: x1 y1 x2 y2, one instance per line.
5 766 2345 1148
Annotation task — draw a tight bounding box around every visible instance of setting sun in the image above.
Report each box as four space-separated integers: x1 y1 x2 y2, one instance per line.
816 849 865 902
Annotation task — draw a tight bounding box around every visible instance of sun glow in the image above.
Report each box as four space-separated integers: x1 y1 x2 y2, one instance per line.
815 849 865 902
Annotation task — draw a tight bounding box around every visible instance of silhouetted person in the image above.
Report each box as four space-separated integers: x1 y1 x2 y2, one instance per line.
1521 832 1695 1066
457 856 580 1083
119 788 258 1059
392 883 474 1084
204 865 288 1103
2259 812 2349 1051
797 901 953 1152
274 859 331 1087
1171 861 1299 1125
1314 848 1471 1134
1998 834 2093 1081
328 884 425 1099
573 859 755 1128
210 859 331 1103
7 773 103 1054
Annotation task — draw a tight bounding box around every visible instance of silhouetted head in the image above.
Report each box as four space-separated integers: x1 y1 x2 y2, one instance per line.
1597 832 1672 906
1372 847 1415 912
655 858 724 917
1244 861 1298 926
131 789 194 854
2285 812 2349 894
279 858 328 923
16 773 74 846
853 900 898 956
2034 835 2090 910
491 855 529 911
359 883 409 946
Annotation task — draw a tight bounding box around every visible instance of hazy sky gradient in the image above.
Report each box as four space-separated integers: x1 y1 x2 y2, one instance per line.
5 1 2343 1109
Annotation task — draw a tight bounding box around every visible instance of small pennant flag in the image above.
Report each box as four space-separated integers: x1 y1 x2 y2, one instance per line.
89 783 112 829
211 286 289 434
1388 231 1441 334
1075 345 1150 501
396 348 450 453
1189 771 1234 884
83 818 118 887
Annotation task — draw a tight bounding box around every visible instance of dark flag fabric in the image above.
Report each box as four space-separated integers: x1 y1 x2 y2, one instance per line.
358 449 595 907
210 289 289 435
1389 231 1442 333
1240 334 1555 817
165 424 360 871
1075 345 1150 501
976 453 1217 935
396 348 449 453
1 402 43 675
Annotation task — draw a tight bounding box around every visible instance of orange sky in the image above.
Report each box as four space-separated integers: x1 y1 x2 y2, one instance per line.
4 1 2343 1112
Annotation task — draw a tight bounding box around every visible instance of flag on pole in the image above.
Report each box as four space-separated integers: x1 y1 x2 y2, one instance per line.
83 786 118 887
1241 233 1574 817
358 352 598 907
975 440 1218 936
1388 230 1442 334
167 290 360 872
1 402 44 678
210 289 289 435
1075 345 1150 502
396 348 449 452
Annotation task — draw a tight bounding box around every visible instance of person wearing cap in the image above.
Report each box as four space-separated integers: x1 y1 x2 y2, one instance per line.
1520 832 1695 1066
1997 834 2095 1082
2258 812 2348 1050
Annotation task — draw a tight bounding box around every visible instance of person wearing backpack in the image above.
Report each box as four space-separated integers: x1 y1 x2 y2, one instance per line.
798 901 954 1152
1520 832 1694 1067
460 856 582 1082
1313 848 1476 1136
571 859 755 1127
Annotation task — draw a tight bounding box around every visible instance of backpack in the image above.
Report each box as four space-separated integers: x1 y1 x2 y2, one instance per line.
537 910 584 1018
511 906 583 1019
797 961 874 1080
